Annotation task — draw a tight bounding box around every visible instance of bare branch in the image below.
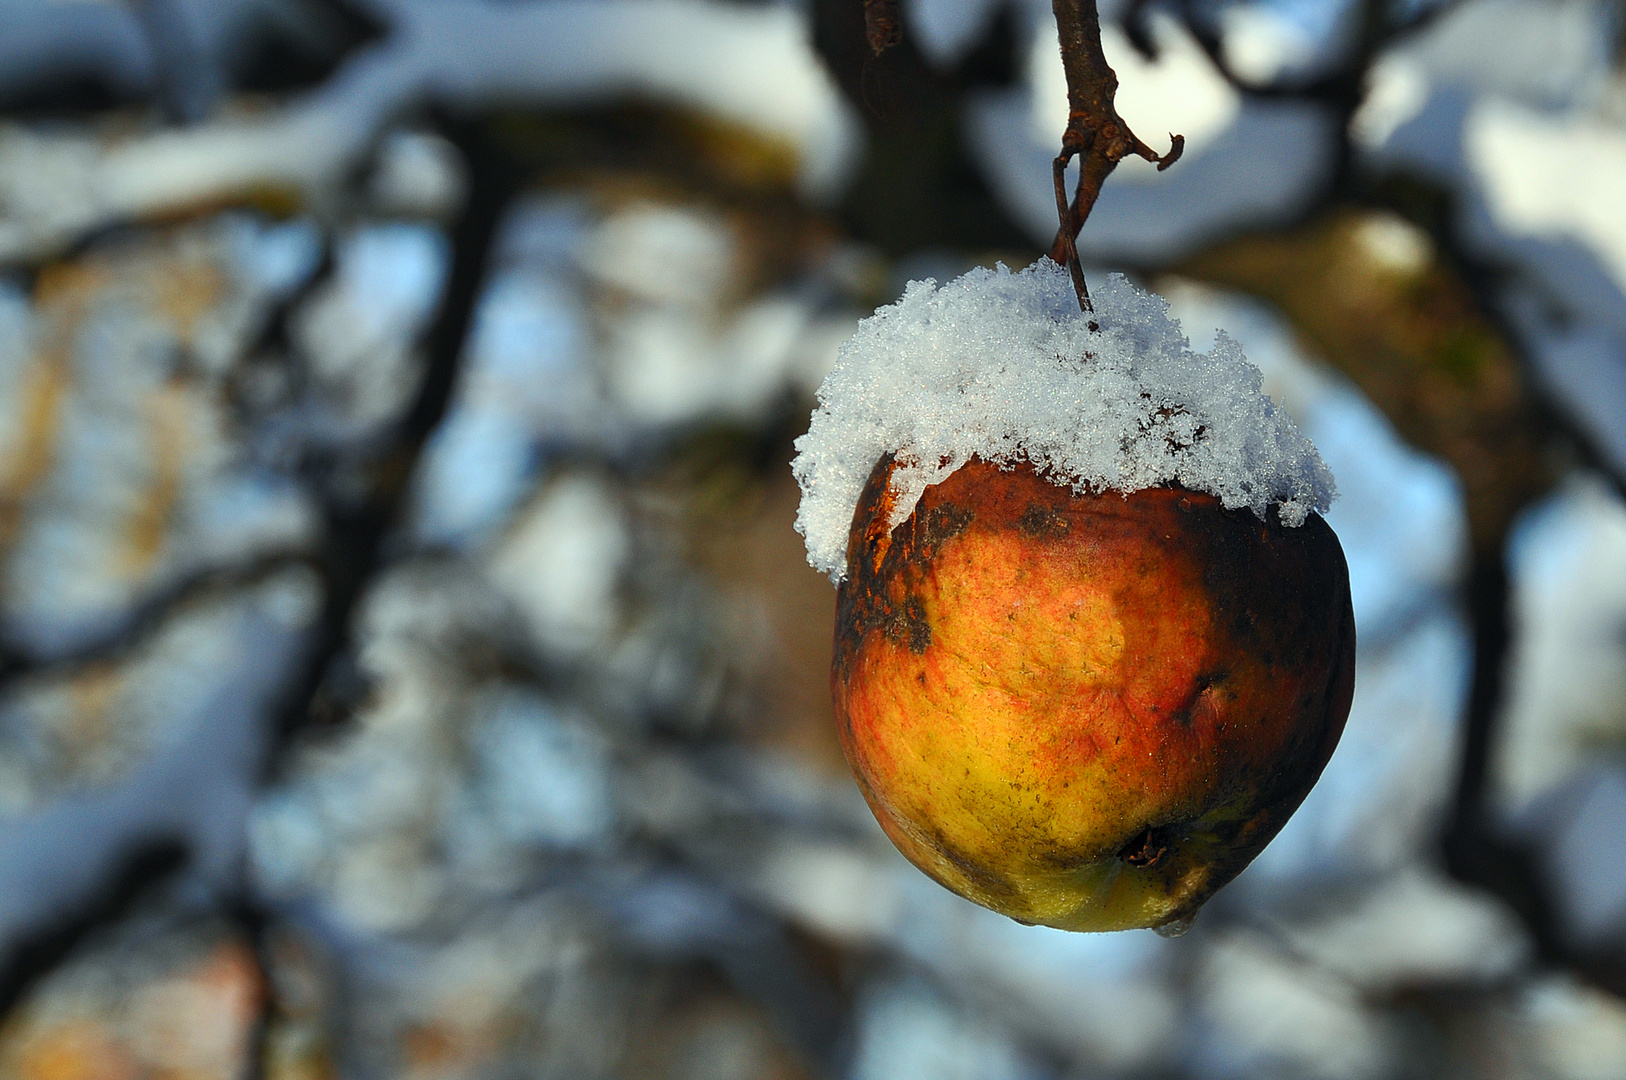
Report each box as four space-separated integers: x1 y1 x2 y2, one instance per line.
864 0 901 56
1046 0 1182 312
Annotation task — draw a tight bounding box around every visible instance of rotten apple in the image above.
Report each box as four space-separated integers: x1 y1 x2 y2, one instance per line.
833 454 1355 933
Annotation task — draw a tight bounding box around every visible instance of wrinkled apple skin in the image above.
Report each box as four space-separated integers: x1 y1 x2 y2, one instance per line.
833 455 1355 932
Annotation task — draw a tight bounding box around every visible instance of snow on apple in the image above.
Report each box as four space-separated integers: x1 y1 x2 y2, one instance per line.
792 258 1335 581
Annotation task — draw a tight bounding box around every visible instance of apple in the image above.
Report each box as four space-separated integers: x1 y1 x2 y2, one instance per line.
833 453 1355 933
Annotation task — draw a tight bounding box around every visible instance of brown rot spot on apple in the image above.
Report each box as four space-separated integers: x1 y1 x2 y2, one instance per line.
919 502 973 546
881 594 931 653
1018 502 1069 538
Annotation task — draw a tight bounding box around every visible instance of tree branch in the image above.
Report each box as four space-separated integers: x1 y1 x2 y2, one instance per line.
1047 0 1183 312
864 0 901 56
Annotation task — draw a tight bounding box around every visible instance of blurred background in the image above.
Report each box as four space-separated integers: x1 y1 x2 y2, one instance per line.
0 0 1621 1077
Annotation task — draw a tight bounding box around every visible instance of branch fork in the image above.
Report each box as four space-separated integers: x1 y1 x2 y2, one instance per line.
1046 0 1183 313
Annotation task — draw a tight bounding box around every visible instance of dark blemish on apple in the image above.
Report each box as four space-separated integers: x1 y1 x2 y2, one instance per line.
838 456 969 666
837 581 928 664
1017 502 1069 538
1170 671 1226 728
928 829 1020 903
919 502 973 548
836 457 941 665
1205 817 1244 846
880 593 931 653
834 454 899 673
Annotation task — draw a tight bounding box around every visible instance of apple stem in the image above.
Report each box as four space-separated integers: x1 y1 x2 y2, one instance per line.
1047 0 1185 314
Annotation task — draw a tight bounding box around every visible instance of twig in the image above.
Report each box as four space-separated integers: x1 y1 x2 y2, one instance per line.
233 114 522 1077
1148 0 1469 102
1047 0 1183 312
268 113 521 755
864 0 901 56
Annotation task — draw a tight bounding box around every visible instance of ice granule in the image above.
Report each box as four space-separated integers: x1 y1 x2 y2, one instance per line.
792 259 1336 582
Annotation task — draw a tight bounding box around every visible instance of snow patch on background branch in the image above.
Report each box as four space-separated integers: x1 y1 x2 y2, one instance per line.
0 0 859 263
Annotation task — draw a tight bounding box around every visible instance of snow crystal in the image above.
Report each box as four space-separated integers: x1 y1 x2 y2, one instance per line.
792 260 1336 582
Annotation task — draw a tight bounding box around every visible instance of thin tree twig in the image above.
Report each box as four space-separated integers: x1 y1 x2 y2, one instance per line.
1142 0 1469 102
1047 0 1183 313
864 0 901 56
